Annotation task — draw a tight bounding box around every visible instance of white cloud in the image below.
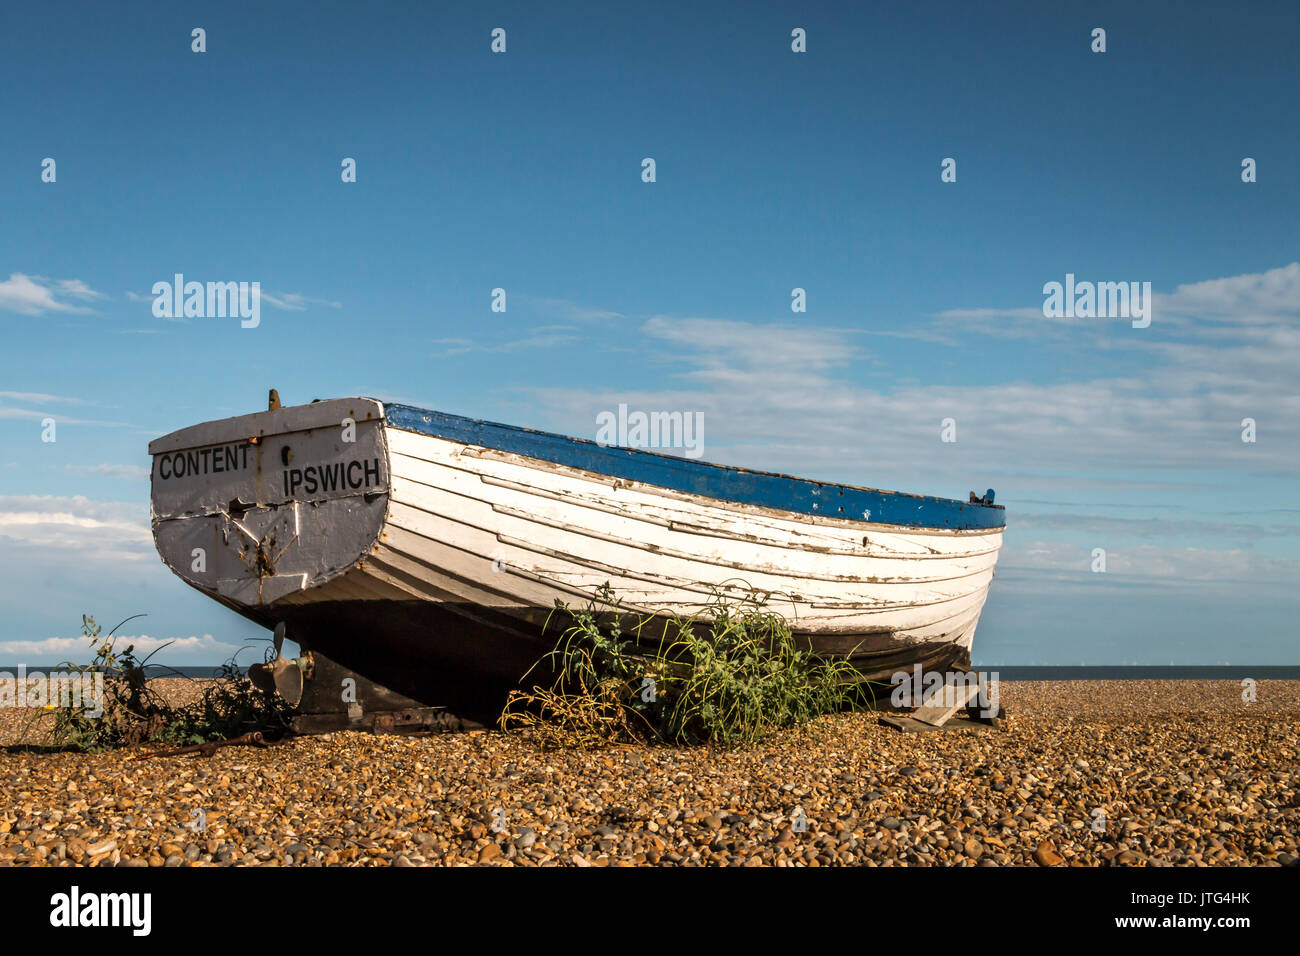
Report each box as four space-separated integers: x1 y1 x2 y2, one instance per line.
644 315 861 373
433 293 626 354
0 391 133 427
53 279 107 302
1010 510 1300 540
0 391 89 404
127 288 341 312
0 496 152 561
261 292 342 311
0 274 107 315
431 337 474 356
934 306 1054 322
70 464 151 481
520 295 623 322
0 406 131 426
1159 261 1300 324
998 539 1300 588
522 263 1300 478
436 326 584 356
0 633 241 661
930 262 1300 341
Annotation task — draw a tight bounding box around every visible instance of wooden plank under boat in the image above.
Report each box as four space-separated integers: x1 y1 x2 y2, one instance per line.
149 397 1006 719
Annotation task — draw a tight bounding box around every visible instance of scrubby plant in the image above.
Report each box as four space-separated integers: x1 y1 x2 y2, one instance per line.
16 613 292 752
500 584 874 749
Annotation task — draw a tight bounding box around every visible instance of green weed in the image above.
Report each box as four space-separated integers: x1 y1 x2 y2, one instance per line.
14 613 292 752
500 584 874 749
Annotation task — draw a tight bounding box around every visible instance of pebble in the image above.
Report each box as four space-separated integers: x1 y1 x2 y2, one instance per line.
1033 841 1064 866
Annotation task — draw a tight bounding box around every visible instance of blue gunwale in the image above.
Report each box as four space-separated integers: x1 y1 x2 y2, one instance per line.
384 404 1006 531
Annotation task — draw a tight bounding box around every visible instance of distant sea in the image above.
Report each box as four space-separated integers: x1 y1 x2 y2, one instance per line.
976 665 1300 680
2 664 1299 680
0 664 247 678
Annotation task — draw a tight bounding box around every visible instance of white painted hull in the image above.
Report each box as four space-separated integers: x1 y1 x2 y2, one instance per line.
367 428 999 644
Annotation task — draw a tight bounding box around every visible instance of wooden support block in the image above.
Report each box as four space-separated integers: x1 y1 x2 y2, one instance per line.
909 675 984 727
879 714 993 734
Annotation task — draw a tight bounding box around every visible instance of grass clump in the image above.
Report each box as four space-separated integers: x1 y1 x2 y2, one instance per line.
15 613 293 752
500 584 871 749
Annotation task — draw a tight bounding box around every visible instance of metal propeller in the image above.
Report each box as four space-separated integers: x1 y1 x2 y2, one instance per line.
248 622 313 708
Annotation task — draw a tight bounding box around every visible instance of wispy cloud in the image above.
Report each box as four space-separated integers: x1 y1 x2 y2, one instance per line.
260 292 343 311
933 306 1049 322
998 539 1300 588
434 294 623 355
929 262 1300 341
644 316 862 376
0 633 241 661
1011 511 1300 541
520 295 623 323
0 407 132 427
0 496 152 561
0 391 90 405
431 337 475 356
0 391 141 430
125 289 342 312
1159 261 1300 325
0 274 107 316
435 325 584 356
511 265 1300 477
66 463 151 481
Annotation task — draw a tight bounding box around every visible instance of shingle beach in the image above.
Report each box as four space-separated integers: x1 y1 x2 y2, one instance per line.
2 679 1296 867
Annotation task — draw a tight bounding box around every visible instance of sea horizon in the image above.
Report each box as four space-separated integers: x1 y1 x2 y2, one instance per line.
4 664 1299 681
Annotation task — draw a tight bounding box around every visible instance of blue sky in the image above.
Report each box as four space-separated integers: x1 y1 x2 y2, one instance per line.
2 0 1298 666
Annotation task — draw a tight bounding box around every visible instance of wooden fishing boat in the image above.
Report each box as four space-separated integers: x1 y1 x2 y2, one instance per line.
149 397 1005 722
